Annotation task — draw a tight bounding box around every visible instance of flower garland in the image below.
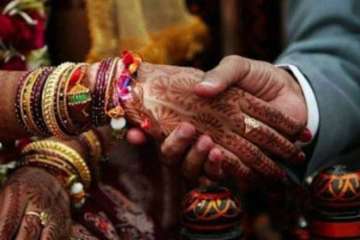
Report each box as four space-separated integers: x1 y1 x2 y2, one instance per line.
0 0 49 70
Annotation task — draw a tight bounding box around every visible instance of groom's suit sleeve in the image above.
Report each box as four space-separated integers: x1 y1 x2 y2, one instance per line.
276 0 360 176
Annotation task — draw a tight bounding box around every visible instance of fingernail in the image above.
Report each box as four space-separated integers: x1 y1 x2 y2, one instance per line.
294 152 306 163
199 81 217 88
209 148 223 162
197 136 212 152
177 124 195 138
299 128 312 142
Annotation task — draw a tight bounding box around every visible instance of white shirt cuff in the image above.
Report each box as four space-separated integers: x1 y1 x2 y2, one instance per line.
277 64 320 141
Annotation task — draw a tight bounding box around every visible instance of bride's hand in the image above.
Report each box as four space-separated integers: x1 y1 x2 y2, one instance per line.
0 167 71 240
124 63 305 185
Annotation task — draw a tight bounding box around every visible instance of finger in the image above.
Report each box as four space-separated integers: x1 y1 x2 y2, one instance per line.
194 55 251 97
215 145 256 184
198 176 217 187
238 90 304 136
298 127 312 143
203 147 224 180
40 218 70 240
126 128 147 145
182 135 214 181
161 122 196 165
0 183 27 239
242 115 305 164
15 207 42 240
216 132 287 182
40 203 71 240
71 223 99 240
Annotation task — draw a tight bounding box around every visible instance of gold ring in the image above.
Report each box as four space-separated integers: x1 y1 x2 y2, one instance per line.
25 211 49 226
244 116 261 134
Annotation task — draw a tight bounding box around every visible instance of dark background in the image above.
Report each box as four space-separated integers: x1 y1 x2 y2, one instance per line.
47 0 283 69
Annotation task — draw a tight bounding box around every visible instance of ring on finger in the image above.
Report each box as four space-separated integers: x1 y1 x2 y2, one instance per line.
244 116 260 134
25 211 49 227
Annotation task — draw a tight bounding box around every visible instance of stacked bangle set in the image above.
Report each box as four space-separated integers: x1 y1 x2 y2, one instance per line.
16 51 142 139
15 51 143 207
20 129 103 208
16 63 91 138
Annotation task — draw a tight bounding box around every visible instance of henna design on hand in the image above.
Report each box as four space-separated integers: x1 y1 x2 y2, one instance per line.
71 223 99 240
124 63 305 181
0 167 71 240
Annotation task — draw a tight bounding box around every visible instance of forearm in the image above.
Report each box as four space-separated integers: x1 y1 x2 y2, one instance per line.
0 63 101 141
0 70 28 139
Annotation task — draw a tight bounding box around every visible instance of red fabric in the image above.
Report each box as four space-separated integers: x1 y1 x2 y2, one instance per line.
0 56 26 70
0 14 15 42
311 220 360 238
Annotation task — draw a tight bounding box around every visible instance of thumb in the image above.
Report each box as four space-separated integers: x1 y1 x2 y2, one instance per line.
194 55 251 97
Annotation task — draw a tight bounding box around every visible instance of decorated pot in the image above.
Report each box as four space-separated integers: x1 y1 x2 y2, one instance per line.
309 165 360 239
180 186 243 240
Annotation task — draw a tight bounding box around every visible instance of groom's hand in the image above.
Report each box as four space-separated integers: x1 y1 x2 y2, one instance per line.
126 59 308 185
195 55 308 138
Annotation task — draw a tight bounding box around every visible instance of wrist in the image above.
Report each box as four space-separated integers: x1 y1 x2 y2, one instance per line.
20 140 90 208
278 67 308 127
277 64 319 139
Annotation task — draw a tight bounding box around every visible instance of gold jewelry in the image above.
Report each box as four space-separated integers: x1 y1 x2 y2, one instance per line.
81 130 102 164
104 57 121 117
22 153 79 188
25 211 49 226
56 65 76 135
244 116 261 135
22 140 91 189
19 69 43 135
42 63 75 138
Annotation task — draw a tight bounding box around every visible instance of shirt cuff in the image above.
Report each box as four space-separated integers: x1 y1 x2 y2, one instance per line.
277 64 320 141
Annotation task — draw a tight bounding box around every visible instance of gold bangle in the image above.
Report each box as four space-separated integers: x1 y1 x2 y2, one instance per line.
42 63 75 138
22 154 78 188
56 65 76 135
22 140 91 188
81 129 103 164
20 69 43 135
104 58 121 117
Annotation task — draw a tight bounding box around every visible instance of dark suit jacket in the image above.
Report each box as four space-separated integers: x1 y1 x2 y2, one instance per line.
276 0 360 177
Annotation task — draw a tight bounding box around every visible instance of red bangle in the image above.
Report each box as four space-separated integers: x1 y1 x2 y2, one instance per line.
30 67 54 137
91 58 113 126
15 71 32 135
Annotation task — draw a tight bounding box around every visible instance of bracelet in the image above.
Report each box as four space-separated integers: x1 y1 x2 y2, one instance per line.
79 129 103 181
22 140 91 189
80 129 103 164
20 153 86 208
21 153 78 188
31 67 54 137
108 51 142 133
91 58 113 127
104 57 122 117
20 69 44 135
56 64 76 135
15 71 32 135
42 63 75 138
66 63 91 132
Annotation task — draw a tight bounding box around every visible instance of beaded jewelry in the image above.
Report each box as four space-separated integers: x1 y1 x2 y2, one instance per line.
91 58 113 126
107 51 142 134
30 67 54 136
